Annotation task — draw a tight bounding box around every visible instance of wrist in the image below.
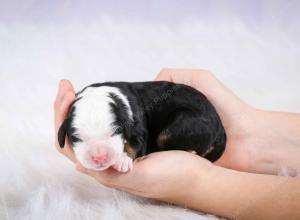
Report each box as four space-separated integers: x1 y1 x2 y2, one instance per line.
247 109 300 175
165 161 221 213
179 164 240 218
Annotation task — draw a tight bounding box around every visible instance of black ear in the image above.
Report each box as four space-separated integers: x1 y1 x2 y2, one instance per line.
58 118 70 148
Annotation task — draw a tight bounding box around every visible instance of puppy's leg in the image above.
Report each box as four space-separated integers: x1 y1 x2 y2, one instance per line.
113 152 133 172
157 111 226 162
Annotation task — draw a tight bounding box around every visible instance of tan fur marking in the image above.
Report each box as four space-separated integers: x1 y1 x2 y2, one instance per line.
157 130 170 148
124 143 137 159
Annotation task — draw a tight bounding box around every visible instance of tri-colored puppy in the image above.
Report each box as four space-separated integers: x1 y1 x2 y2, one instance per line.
58 81 226 172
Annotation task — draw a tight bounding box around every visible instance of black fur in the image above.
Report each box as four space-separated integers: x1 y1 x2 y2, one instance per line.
58 81 226 162
57 99 82 148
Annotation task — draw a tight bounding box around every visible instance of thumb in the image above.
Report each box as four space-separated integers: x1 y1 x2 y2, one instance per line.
75 162 88 174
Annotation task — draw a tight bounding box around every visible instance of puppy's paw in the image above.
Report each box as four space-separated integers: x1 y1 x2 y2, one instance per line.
113 153 133 173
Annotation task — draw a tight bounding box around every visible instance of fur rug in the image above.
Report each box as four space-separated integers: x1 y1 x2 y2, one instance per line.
0 2 299 219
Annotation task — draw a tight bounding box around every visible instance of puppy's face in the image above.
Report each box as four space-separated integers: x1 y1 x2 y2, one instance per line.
58 86 133 171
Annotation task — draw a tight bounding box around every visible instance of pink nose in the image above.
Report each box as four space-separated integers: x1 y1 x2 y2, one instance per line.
91 153 108 164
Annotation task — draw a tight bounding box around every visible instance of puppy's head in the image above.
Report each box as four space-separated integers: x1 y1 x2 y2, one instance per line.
58 86 133 171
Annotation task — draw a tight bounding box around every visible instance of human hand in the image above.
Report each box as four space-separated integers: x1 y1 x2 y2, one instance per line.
54 71 252 173
53 70 256 190
54 80 216 200
53 73 300 218
155 68 256 172
76 150 213 200
54 80 76 163
155 68 300 175
54 79 213 200
54 68 297 198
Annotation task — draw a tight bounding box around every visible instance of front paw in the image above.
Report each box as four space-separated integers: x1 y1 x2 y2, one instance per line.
113 153 133 173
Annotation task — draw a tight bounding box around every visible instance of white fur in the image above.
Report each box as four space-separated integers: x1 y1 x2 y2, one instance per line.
1 3 300 219
74 86 133 139
113 152 134 172
72 86 133 171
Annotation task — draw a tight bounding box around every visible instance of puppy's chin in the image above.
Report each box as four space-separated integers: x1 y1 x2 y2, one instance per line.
79 159 116 171
73 147 119 171
73 143 121 171
87 164 111 171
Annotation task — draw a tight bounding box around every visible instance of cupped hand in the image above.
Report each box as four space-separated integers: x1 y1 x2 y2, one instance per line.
155 68 257 172
53 69 260 200
54 80 76 163
54 70 299 216
54 79 214 199
76 151 213 199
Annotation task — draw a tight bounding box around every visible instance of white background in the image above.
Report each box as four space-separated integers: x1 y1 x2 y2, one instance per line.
0 1 299 219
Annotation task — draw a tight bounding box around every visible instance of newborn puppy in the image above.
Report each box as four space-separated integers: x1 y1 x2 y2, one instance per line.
58 81 226 172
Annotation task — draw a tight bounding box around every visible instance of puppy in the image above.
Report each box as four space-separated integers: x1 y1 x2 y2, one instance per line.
58 81 226 172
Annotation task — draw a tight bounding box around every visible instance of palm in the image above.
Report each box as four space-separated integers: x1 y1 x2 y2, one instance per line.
85 150 212 198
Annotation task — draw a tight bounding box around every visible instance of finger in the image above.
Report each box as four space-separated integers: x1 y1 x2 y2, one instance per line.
86 169 140 194
76 162 88 174
80 164 151 197
56 79 75 100
54 90 77 162
54 91 75 131
86 166 137 186
86 167 116 179
75 163 124 189
54 80 75 109
61 79 75 92
154 68 173 81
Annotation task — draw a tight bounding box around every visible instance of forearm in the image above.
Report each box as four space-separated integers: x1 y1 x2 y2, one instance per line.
163 166 300 220
249 110 300 175
259 110 300 147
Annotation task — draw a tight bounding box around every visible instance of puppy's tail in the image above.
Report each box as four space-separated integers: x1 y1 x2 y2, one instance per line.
205 132 226 162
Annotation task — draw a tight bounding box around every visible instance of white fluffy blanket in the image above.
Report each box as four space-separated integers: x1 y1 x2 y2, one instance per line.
0 1 299 219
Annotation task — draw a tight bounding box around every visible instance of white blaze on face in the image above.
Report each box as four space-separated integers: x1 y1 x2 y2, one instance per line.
71 86 133 171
